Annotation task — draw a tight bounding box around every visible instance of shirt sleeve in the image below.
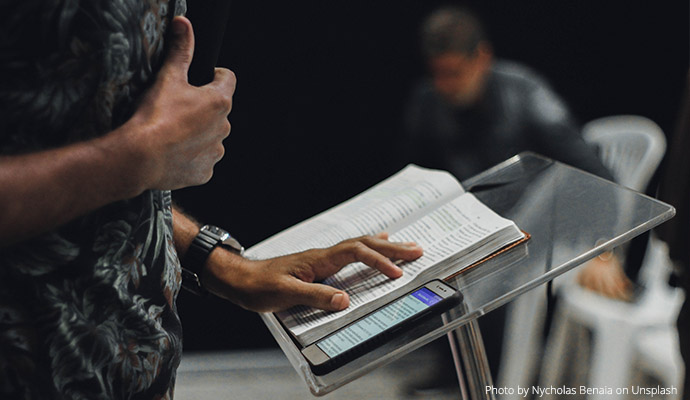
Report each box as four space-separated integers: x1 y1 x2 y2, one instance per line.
525 82 614 181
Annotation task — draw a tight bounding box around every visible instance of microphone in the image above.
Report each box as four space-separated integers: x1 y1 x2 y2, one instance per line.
185 0 233 86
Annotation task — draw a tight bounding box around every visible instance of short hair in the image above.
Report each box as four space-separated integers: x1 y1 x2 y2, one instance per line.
420 6 487 59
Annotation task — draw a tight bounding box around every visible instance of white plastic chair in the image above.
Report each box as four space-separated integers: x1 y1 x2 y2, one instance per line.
541 236 684 397
581 115 666 192
496 116 667 396
539 116 685 398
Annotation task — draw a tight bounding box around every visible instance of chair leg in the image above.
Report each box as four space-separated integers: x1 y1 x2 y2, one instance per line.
539 301 573 393
588 323 635 400
497 288 546 398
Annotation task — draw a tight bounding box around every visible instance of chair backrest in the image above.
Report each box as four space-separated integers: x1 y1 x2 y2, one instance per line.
638 235 676 290
582 115 666 192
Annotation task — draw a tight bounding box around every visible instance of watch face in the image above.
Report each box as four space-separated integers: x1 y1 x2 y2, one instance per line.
202 225 243 255
203 225 230 241
221 236 244 255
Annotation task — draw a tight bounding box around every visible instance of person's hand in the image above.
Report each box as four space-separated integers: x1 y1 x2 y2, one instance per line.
577 252 633 301
202 233 424 312
119 15 236 191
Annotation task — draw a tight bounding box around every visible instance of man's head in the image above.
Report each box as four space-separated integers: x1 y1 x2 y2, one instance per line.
421 6 493 107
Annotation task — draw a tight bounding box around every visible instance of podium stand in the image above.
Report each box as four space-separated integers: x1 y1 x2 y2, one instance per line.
260 152 675 397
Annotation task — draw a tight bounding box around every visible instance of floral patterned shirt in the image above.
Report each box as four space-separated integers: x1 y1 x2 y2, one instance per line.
0 1 187 399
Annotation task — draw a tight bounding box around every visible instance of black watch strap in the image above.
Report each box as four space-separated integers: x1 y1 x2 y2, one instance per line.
185 226 222 276
182 225 243 296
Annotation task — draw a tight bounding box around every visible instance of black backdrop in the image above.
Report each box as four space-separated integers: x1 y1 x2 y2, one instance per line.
174 1 689 351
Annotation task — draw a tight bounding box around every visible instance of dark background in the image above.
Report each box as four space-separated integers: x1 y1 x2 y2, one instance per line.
175 1 689 351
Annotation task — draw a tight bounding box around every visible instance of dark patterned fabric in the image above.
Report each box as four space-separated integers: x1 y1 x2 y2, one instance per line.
0 1 187 399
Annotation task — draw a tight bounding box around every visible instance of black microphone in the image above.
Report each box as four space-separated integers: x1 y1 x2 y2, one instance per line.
185 0 233 86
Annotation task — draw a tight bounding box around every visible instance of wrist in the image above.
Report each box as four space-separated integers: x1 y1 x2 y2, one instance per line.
172 206 201 258
201 248 254 301
173 214 245 297
94 122 152 199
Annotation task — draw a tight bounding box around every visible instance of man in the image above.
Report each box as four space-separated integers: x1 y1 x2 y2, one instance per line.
403 6 611 181
0 2 422 398
404 6 634 299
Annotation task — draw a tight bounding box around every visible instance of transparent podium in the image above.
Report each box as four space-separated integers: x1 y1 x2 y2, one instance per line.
259 152 675 398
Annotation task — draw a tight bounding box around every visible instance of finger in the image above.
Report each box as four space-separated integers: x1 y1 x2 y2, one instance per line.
213 142 226 163
607 281 629 301
204 69 236 116
611 275 632 299
580 275 594 291
592 274 606 294
162 16 195 79
359 236 423 262
288 280 351 311
373 231 418 248
578 268 597 291
207 68 237 95
211 116 231 140
611 286 627 301
576 268 588 287
327 241 404 279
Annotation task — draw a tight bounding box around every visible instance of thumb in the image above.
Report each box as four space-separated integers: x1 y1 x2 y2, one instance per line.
293 281 351 312
163 16 195 78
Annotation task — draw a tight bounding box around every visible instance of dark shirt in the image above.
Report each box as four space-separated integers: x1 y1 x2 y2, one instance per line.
403 60 612 181
0 1 186 399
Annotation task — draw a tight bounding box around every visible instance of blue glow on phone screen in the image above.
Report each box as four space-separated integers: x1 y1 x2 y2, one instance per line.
317 288 443 357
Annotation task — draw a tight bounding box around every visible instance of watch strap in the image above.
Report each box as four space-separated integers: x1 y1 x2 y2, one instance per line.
182 225 242 297
184 226 222 276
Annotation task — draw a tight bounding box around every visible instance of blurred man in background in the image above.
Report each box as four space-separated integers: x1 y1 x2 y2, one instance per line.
403 6 611 181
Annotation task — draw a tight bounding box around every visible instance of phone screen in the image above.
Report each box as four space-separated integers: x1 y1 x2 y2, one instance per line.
315 287 444 358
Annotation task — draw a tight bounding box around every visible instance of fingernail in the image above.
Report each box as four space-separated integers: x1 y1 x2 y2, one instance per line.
389 263 404 277
330 293 346 309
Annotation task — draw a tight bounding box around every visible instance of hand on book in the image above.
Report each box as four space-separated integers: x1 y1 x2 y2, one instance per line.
202 233 423 313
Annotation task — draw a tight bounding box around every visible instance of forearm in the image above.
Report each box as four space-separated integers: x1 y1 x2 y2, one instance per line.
534 120 613 181
171 206 201 258
0 124 148 246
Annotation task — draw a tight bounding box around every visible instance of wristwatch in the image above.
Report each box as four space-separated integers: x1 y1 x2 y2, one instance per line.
182 224 244 296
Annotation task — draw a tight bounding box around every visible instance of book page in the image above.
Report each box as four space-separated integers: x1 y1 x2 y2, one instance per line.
245 165 464 260
277 193 521 343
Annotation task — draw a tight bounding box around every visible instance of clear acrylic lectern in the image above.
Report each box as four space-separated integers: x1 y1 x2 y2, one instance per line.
260 152 675 397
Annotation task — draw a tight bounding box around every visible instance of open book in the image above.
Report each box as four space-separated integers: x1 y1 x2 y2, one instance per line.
245 165 527 346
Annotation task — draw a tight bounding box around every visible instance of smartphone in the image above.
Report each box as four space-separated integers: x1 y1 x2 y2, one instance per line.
301 279 461 375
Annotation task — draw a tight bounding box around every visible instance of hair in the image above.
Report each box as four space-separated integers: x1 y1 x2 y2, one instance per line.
420 6 487 59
